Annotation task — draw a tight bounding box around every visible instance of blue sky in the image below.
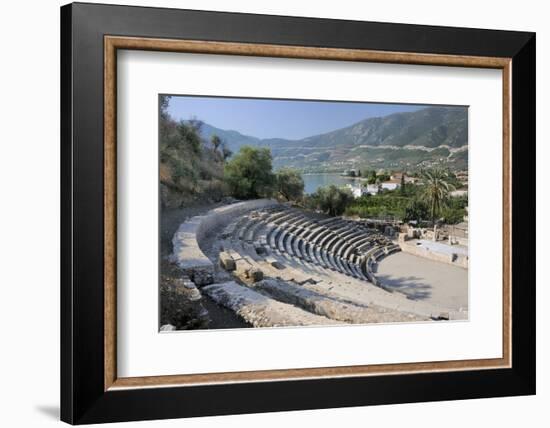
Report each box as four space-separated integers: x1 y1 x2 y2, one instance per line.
167 95 425 140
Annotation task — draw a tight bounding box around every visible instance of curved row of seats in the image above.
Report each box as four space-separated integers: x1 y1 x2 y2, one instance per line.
220 206 400 286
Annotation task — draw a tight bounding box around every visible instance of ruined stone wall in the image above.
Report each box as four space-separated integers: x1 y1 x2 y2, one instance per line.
399 241 468 269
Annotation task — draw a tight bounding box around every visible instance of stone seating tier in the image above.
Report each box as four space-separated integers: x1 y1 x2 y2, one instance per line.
218 205 401 286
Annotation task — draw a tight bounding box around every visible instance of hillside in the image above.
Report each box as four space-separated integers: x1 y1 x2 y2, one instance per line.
299 106 467 149
195 106 468 172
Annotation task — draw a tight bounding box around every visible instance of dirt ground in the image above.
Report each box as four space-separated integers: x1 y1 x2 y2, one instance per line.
376 252 468 311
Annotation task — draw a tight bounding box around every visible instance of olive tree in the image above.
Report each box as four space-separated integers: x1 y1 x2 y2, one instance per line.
313 185 354 217
275 168 304 202
224 146 276 199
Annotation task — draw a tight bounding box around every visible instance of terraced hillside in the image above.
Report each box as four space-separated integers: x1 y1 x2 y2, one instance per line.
196 106 468 172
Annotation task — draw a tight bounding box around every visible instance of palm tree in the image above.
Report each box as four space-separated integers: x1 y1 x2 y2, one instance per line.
419 168 455 225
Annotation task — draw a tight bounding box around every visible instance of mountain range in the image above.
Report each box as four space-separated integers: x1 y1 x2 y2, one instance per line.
194 106 468 172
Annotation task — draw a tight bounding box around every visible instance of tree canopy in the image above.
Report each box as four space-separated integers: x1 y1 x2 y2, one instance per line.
419 168 455 223
159 96 227 206
308 185 354 217
275 168 304 202
224 146 276 199
403 199 429 223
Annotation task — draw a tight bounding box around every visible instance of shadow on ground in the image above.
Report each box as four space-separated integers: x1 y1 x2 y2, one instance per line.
35 405 59 420
376 274 432 300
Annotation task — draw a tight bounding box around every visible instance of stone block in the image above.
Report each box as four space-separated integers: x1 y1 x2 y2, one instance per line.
255 245 267 255
219 251 236 271
246 267 264 282
173 278 202 301
191 269 214 287
235 259 252 276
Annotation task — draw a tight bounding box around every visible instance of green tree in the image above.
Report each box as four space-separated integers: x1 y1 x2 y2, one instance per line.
275 168 304 201
159 104 229 206
441 206 465 224
400 173 405 195
159 95 171 121
313 185 354 217
367 170 377 184
345 193 409 220
419 168 455 224
441 194 468 224
377 172 390 182
211 135 222 152
403 199 429 223
224 146 276 199
220 142 233 162
175 120 202 155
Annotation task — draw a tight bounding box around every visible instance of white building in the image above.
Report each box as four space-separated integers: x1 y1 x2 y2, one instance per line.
380 181 401 190
347 179 404 198
347 184 365 198
450 189 468 198
347 183 382 197
366 184 380 195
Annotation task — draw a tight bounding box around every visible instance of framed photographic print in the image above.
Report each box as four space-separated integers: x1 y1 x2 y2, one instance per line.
60 2 536 424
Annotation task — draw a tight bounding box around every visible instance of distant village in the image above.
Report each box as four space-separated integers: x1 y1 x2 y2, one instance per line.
340 168 469 199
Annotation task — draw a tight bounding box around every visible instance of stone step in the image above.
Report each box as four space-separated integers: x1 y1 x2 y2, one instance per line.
203 281 342 327
252 279 414 324
299 279 444 320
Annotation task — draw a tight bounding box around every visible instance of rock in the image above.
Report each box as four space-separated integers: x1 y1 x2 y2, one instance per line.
173 278 202 301
296 277 316 285
246 267 264 282
234 259 252 276
270 260 285 270
160 324 176 332
160 276 209 330
221 196 238 204
189 269 214 287
185 285 202 301
255 245 267 255
183 279 195 289
219 251 236 271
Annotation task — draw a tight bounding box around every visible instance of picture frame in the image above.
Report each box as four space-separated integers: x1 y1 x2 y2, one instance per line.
60 2 535 424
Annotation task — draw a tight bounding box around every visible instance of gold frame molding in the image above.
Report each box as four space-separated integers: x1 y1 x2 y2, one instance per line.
104 35 512 391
